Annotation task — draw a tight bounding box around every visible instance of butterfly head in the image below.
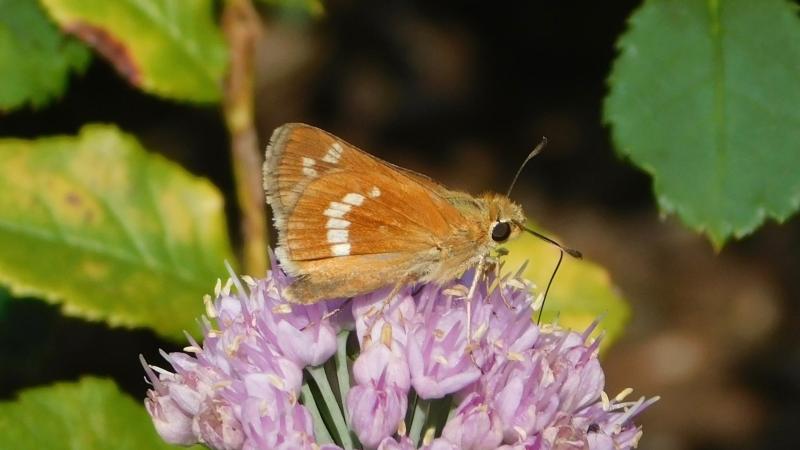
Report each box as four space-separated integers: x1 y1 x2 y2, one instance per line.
480 193 525 246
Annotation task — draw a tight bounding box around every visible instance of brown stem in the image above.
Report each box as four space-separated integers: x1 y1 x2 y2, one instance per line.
222 0 268 275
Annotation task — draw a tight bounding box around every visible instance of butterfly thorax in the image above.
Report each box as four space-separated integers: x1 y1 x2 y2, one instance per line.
421 191 525 284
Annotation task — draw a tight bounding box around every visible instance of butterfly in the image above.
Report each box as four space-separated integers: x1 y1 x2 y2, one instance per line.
262 123 580 305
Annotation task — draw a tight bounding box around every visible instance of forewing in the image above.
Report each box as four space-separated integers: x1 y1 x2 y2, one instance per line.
263 123 470 277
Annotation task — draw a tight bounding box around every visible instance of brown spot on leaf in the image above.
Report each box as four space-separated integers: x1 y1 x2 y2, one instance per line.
64 21 141 86
63 191 94 223
65 192 81 206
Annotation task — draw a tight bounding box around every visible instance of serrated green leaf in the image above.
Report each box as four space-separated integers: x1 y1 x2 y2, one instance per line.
39 0 228 102
0 124 234 340
604 0 800 247
0 0 90 110
0 377 201 450
504 225 630 352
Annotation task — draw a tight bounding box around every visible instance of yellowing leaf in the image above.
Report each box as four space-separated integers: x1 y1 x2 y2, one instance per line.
0 125 234 340
40 0 228 102
504 225 630 352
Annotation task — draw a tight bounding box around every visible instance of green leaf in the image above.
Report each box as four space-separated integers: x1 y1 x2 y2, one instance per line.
0 0 90 110
604 0 800 247
0 377 201 450
0 124 234 340
504 225 630 352
39 0 228 102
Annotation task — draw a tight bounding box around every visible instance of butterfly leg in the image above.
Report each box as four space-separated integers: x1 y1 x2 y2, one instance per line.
465 256 487 352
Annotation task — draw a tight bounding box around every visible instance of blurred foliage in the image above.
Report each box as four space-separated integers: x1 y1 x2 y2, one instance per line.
0 125 234 340
0 0 90 110
257 0 324 19
40 0 228 102
605 0 800 247
0 377 203 450
505 225 630 353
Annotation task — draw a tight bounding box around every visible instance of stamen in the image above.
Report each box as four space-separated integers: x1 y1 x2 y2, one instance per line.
531 292 545 312
150 365 172 376
214 278 222 297
397 420 407 436
222 278 233 296
203 294 217 318
268 374 286 390
443 285 469 298
422 428 436 445
615 387 634 402
601 391 611 411
226 335 243 354
380 323 393 347
506 278 528 290
472 323 489 340
507 351 525 361
272 304 293 314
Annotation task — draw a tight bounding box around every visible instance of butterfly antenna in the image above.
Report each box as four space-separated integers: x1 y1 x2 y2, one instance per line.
523 226 582 259
537 248 564 324
506 137 548 197
521 226 582 324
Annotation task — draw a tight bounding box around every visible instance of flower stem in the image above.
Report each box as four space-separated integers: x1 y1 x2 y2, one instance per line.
309 365 355 449
405 390 418 433
408 397 429 445
222 0 268 276
425 395 452 436
301 383 335 445
335 331 351 423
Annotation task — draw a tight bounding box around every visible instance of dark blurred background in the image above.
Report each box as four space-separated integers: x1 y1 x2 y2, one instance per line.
1 2 799 449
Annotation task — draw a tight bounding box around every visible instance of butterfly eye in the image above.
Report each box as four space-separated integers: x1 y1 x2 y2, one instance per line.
491 221 512 242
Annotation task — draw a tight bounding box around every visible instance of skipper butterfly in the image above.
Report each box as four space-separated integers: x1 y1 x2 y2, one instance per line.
263 123 579 305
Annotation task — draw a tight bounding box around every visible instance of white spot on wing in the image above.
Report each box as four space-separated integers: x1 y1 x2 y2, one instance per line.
322 142 344 164
302 157 317 177
326 218 350 229
369 186 381 198
342 193 365 206
327 229 349 243
324 202 352 218
331 243 351 256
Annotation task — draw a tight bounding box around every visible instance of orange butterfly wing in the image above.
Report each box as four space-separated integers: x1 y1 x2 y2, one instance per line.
263 123 475 302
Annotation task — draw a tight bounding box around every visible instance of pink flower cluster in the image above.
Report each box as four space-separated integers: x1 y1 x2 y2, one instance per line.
142 258 655 450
